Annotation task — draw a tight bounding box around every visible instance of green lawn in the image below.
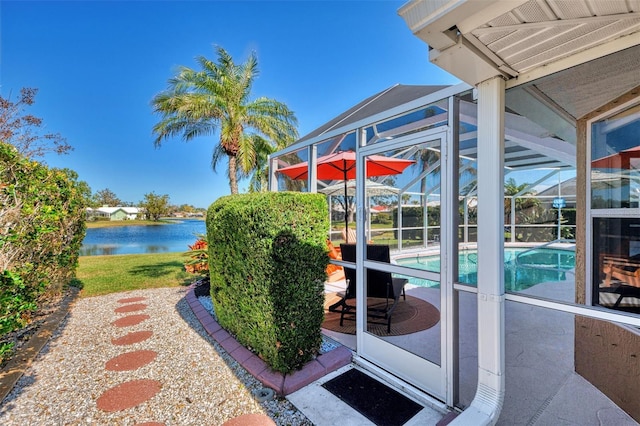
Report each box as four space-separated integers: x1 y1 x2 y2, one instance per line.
76 252 196 297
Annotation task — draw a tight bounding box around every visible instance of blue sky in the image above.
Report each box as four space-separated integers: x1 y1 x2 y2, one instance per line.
1 1 460 208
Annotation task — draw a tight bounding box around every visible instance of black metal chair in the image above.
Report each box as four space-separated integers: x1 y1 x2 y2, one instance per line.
331 244 407 333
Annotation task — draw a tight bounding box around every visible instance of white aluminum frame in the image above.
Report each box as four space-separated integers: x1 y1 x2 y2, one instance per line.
356 126 452 403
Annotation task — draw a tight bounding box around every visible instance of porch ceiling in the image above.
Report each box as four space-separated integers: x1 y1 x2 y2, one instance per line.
399 0 640 119
466 0 640 77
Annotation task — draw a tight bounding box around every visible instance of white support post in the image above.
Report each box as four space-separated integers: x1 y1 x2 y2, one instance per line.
463 197 469 243
269 156 278 192
452 76 505 425
557 172 562 240
398 202 404 251
424 201 428 248
308 145 317 193
355 128 367 352
511 196 516 243
445 95 460 407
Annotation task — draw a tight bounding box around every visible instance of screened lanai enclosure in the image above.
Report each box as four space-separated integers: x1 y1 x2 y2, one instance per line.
268 82 583 410
268 42 639 423
270 83 578 289
267 0 640 422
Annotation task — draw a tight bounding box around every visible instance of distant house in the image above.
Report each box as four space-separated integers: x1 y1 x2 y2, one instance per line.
371 205 391 213
86 206 140 221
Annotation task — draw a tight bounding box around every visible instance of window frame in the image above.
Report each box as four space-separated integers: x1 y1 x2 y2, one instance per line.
586 97 640 313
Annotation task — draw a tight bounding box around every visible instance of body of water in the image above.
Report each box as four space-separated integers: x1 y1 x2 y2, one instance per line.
81 219 206 256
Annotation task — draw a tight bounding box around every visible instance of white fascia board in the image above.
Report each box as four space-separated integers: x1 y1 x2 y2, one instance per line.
399 0 469 50
400 0 528 83
400 0 525 50
430 37 507 85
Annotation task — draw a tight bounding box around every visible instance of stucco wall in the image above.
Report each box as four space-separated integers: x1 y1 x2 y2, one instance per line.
575 85 640 422
575 317 640 420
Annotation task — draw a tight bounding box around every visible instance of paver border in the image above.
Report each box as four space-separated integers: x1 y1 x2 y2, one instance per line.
185 284 352 396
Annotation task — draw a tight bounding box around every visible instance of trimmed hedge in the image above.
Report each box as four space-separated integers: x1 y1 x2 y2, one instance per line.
206 192 329 373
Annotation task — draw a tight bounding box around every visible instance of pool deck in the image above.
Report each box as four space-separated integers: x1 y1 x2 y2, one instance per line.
315 258 639 425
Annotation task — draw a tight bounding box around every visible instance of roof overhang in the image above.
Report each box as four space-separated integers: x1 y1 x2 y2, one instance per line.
399 0 640 88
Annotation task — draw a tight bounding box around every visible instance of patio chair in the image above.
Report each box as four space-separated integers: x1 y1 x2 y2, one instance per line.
341 228 374 245
341 228 358 244
603 256 640 287
334 243 407 333
600 256 640 308
325 240 344 280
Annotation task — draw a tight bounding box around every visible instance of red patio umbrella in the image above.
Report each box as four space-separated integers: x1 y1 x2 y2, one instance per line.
276 150 415 242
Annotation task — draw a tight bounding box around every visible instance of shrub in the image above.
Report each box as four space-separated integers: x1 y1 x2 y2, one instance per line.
0 142 86 340
0 270 39 336
207 192 329 373
184 235 209 275
372 212 392 225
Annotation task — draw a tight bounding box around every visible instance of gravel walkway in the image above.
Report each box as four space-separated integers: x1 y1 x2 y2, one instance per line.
0 287 312 425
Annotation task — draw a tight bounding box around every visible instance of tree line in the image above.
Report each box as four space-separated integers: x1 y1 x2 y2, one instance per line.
86 188 205 220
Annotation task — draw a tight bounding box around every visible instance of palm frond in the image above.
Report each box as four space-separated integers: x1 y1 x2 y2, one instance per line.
210 144 226 172
150 45 299 194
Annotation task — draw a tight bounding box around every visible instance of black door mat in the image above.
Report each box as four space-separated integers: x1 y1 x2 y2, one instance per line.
321 368 423 426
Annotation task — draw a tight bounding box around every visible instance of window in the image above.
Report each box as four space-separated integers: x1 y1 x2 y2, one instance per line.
590 101 640 313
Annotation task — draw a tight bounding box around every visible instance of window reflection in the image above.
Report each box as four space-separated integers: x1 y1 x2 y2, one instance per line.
591 104 640 209
593 217 640 313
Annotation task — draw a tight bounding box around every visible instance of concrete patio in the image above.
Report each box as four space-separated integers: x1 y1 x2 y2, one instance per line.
314 276 639 425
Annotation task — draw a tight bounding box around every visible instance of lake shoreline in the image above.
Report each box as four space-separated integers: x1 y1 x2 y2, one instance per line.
86 217 205 229
82 219 206 256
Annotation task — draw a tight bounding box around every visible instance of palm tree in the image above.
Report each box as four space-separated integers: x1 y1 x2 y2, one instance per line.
504 177 539 223
151 46 298 194
246 136 275 192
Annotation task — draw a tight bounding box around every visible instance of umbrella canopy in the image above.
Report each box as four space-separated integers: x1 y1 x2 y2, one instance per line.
277 150 414 242
276 150 415 181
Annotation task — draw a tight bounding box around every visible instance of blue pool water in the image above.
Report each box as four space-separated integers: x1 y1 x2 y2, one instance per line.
395 247 575 291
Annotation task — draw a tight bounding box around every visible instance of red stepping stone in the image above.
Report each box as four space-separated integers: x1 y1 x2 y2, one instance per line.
111 330 153 346
105 350 157 371
112 314 150 327
96 379 161 412
222 414 276 426
118 296 146 304
115 303 147 313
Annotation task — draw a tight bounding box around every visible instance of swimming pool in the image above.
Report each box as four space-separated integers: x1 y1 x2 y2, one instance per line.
394 247 575 291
